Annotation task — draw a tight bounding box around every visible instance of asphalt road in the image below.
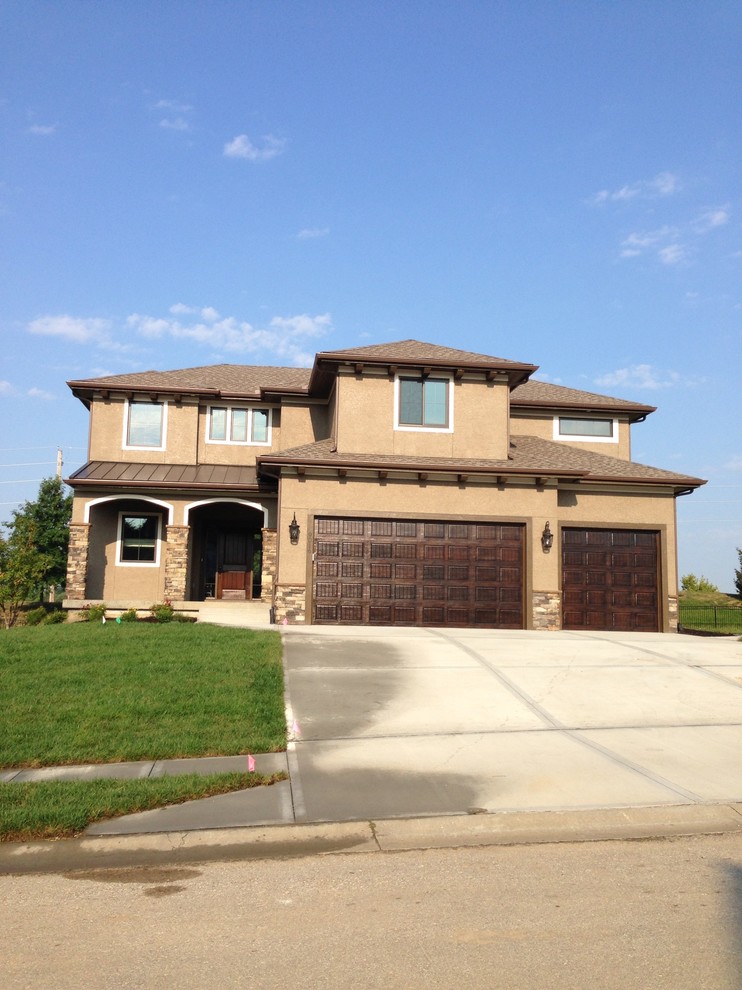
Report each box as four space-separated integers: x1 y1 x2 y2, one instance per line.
4 832 742 989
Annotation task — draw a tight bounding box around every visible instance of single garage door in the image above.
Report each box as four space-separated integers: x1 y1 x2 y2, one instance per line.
562 528 660 632
313 517 524 627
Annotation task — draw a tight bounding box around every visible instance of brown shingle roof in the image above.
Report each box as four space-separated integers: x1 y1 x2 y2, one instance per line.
67 365 311 399
314 338 537 372
512 379 656 417
258 436 705 490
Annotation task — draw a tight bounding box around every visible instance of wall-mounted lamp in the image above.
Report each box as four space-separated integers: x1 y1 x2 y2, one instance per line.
288 513 300 545
541 521 554 553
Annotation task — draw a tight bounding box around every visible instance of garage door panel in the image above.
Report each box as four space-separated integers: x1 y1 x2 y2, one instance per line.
563 528 659 633
314 517 524 627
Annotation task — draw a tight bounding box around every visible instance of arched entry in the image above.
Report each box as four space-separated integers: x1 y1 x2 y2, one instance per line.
186 501 267 601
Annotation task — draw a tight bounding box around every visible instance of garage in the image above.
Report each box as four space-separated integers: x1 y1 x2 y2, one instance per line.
562 527 660 632
313 516 524 627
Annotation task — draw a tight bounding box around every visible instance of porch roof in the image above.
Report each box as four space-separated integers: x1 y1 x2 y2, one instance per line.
65 461 267 491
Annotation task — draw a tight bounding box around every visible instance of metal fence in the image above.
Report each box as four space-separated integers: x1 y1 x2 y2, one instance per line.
678 605 742 633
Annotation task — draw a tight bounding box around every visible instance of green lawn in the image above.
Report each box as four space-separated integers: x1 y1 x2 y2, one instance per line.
0 623 287 840
0 623 286 768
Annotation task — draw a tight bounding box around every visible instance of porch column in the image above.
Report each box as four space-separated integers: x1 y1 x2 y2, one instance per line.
261 528 277 602
164 525 190 600
65 523 90 600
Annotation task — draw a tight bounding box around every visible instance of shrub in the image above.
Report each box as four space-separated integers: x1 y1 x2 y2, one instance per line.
42 609 67 624
149 599 174 623
80 603 107 623
119 608 139 623
681 574 719 593
24 606 48 626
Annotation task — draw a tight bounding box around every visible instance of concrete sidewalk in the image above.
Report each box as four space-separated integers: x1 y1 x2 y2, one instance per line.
3 627 742 870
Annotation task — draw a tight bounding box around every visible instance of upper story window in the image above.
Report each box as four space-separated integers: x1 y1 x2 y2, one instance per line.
555 416 617 443
395 374 453 432
118 513 161 566
207 406 272 446
124 400 167 450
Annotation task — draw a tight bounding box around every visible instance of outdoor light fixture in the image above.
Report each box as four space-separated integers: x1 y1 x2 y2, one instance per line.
288 513 300 545
541 521 554 553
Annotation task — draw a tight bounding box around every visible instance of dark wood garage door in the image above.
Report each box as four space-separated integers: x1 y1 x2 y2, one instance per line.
313 517 524 628
562 528 660 632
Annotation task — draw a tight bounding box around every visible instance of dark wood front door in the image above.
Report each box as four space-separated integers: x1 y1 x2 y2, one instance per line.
562 528 660 632
313 517 524 627
216 530 253 600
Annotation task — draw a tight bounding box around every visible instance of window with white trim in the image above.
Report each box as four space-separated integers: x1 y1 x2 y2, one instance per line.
125 400 166 449
207 406 272 445
118 513 161 565
395 375 453 432
554 416 617 442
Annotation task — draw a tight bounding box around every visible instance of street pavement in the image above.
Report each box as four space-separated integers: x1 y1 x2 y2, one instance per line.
3 627 742 870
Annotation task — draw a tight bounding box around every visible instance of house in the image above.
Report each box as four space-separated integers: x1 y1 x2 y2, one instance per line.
63 339 705 632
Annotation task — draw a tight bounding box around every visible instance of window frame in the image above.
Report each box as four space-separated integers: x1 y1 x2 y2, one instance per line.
553 415 618 443
123 399 168 451
206 406 273 446
117 512 162 567
394 373 454 433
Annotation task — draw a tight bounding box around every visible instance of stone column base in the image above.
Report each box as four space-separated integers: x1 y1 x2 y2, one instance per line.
273 584 306 624
261 528 277 601
667 596 679 633
532 591 562 631
65 523 91 600
164 525 190 600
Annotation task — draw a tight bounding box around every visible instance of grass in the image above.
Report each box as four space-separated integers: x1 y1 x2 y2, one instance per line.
0 772 285 842
678 590 742 635
0 623 288 841
0 623 286 767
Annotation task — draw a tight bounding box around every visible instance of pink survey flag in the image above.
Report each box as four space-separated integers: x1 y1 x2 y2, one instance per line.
292 720 301 737
247 754 256 772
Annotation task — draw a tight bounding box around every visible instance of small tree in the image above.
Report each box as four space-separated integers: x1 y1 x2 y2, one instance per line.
10 477 72 597
0 520 52 628
681 574 719 593
735 548 742 598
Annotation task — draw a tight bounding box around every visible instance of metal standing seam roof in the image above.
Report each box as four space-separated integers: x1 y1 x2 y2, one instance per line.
65 461 265 490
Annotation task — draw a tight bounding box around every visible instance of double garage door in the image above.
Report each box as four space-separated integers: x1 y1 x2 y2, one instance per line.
562 528 660 632
313 516 524 627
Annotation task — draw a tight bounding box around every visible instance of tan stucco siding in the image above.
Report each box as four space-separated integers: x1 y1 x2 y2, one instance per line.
335 372 510 459
279 402 329 451
85 501 166 601
510 412 632 459
89 398 199 464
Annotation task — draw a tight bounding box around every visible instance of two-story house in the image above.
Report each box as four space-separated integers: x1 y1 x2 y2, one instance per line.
63 339 704 632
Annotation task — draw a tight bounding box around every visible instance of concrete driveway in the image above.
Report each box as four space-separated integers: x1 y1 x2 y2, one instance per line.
283 627 742 822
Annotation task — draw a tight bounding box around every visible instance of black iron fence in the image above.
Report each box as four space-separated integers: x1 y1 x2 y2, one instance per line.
678 604 742 633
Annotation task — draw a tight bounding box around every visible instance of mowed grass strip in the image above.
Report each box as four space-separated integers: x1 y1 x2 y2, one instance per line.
0 772 285 842
0 624 286 768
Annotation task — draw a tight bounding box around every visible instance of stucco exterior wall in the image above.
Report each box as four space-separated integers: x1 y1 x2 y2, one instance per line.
510 411 632 459
89 397 200 464
335 370 510 459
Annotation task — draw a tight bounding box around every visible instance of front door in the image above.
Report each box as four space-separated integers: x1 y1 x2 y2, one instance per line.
216 530 253 600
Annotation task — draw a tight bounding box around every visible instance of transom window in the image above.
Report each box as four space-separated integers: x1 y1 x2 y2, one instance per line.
207 406 271 445
556 416 617 442
119 513 160 564
396 376 452 431
125 400 166 448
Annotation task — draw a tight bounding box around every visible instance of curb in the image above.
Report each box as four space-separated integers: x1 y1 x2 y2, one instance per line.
3 802 742 875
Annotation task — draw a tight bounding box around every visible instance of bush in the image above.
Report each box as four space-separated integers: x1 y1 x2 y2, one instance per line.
149 599 174 623
80 603 107 623
119 608 139 623
681 574 719 593
24 606 48 626
43 609 67 624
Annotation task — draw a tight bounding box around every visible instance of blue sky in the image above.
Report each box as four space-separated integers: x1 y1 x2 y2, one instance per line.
1 1 740 589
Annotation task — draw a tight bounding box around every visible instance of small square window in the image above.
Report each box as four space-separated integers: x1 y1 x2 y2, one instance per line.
120 514 159 563
398 377 449 428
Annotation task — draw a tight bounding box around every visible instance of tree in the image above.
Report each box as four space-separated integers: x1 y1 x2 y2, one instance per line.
10 477 72 594
681 574 719 593
0 519 52 628
735 548 742 598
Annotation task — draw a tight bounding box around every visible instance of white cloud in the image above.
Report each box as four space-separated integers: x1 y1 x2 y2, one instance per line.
594 364 702 390
724 454 742 471
223 133 286 162
27 123 57 136
154 99 193 113
27 315 112 345
0 380 13 395
692 206 730 234
297 227 330 240
657 243 687 266
27 387 54 400
127 308 331 365
160 117 190 132
591 171 681 205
